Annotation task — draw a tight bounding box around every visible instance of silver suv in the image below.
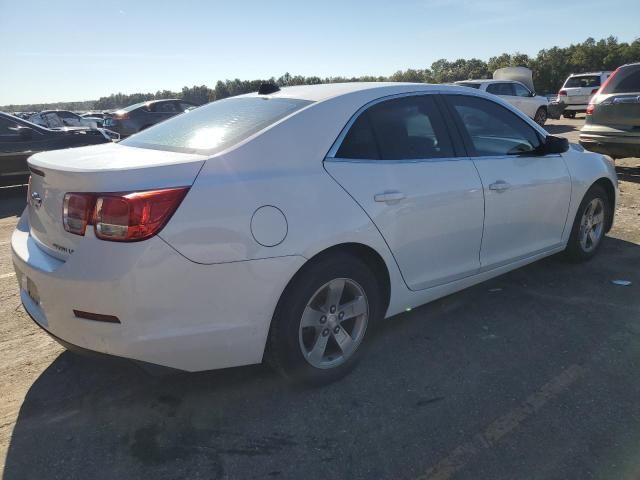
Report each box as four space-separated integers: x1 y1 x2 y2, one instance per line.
579 63 640 159
558 71 612 118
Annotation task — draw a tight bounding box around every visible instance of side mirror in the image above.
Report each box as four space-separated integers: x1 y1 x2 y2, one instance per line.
542 135 569 154
529 91 536 97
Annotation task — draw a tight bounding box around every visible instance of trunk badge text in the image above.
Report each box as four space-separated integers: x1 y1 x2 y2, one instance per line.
30 192 43 208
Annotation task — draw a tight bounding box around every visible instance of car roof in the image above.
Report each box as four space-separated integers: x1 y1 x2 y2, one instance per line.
568 71 611 76
455 79 520 84
241 82 443 102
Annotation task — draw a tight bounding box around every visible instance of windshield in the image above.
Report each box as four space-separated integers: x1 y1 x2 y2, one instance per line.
564 75 601 88
121 96 313 154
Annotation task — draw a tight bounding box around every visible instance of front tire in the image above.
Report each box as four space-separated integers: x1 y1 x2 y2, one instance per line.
565 185 610 261
267 252 382 385
534 107 547 126
563 111 576 119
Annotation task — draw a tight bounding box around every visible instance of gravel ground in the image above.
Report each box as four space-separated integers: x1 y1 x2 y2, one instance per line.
0 117 639 480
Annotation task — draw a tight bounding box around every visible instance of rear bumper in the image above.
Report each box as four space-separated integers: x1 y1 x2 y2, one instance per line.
564 104 588 112
579 132 640 159
11 213 305 371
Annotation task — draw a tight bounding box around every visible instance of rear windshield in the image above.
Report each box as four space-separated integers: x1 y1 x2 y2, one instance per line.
601 66 640 94
457 83 481 89
564 75 601 88
121 97 313 154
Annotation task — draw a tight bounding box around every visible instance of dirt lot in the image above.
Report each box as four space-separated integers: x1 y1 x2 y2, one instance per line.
1 117 639 480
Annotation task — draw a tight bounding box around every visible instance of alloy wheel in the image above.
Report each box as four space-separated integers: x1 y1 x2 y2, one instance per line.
298 278 369 369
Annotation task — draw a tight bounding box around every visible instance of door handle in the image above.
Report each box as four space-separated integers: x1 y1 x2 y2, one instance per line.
374 191 405 204
489 181 511 192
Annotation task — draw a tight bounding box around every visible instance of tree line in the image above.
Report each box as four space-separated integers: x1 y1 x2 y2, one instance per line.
3 36 638 112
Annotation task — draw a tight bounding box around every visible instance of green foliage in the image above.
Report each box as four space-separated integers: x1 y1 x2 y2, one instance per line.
3 36 639 112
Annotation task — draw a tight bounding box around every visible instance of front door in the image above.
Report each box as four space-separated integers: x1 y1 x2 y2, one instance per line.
325 94 485 291
443 93 572 268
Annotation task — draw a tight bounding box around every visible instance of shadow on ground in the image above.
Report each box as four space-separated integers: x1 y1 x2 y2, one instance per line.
617 165 640 184
4 236 640 480
0 188 26 220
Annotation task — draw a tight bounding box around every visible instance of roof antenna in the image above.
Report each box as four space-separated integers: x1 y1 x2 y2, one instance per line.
258 83 280 95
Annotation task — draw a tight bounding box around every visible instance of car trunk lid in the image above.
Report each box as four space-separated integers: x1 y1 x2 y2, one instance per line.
26 143 206 260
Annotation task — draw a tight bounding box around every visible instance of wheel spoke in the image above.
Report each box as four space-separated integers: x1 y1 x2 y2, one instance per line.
307 333 329 364
339 296 367 322
588 228 598 245
300 306 324 329
332 327 354 353
324 279 345 311
592 212 604 225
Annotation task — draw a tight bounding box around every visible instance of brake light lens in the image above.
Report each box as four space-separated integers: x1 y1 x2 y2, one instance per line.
586 104 595 115
62 187 188 241
63 193 97 235
590 88 599 95
558 90 567 97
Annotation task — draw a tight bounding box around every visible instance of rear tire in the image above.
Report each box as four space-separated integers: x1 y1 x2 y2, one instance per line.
534 107 547 126
564 185 610 261
563 111 576 119
267 252 382 385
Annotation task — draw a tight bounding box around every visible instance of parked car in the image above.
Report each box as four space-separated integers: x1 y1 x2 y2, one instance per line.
580 63 640 158
80 111 106 127
558 71 612 118
102 99 196 137
13 83 617 384
0 112 115 187
29 110 99 129
455 79 549 125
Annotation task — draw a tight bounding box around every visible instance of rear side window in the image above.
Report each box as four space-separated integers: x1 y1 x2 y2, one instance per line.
564 75 601 88
152 102 179 113
337 95 453 160
457 83 481 89
336 113 379 159
602 67 640 94
486 83 515 96
122 97 313 154
446 94 542 156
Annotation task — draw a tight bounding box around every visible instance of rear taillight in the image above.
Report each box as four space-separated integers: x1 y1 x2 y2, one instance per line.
63 193 96 235
590 88 599 95
63 187 189 241
558 90 567 97
586 104 595 115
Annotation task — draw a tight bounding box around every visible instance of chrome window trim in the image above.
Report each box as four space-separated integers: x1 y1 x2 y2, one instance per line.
325 89 444 160
325 156 465 164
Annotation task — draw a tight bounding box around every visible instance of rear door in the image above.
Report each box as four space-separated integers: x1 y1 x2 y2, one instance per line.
592 66 640 132
443 93 571 268
0 116 32 184
324 93 485 291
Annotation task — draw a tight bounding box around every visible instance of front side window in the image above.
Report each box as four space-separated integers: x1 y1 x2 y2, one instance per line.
446 95 542 156
44 113 64 128
513 83 531 97
457 83 481 89
486 83 515 96
122 96 313 154
336 95 453 160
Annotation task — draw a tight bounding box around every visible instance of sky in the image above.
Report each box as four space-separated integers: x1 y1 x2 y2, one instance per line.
1 0 638 105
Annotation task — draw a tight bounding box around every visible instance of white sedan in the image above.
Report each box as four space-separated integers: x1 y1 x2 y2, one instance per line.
12 83 617 384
